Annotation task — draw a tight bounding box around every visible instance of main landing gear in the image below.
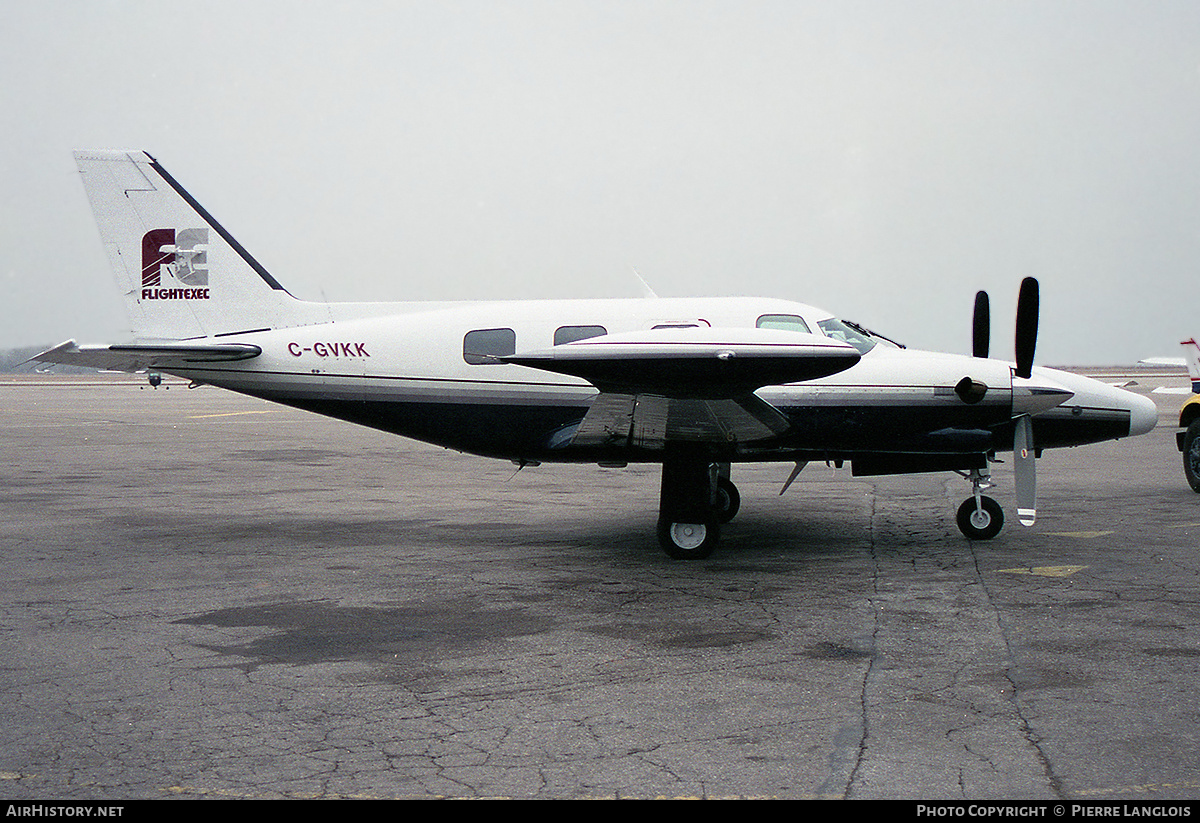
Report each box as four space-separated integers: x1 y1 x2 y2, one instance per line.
956 467 1004 540
656 449 739 560
656 455 1009 555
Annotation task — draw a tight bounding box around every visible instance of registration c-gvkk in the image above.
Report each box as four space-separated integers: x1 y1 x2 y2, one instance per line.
287 342 370 358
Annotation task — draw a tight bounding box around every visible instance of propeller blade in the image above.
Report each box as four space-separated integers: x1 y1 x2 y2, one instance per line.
972 291 990 358
1014 414 1036 526
1014 277 1039 379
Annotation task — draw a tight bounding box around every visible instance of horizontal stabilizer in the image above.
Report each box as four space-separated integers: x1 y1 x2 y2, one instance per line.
33 339 261 373
504 326 860 397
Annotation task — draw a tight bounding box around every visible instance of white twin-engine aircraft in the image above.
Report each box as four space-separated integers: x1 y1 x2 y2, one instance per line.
36 150 1158 559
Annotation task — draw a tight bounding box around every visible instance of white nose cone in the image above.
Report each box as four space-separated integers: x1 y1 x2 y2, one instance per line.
1128 392 1159 436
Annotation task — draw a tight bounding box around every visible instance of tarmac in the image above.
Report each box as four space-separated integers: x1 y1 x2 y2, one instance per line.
1 368 1198 800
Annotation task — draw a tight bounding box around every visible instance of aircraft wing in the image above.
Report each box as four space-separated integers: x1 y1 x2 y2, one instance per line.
504 327 860 397
506 327 860 448
32 339 262 372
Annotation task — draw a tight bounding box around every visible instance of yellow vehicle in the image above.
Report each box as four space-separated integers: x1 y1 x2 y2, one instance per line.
1179 339 1200 492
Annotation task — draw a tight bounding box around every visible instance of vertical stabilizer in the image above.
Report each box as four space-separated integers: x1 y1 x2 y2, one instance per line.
74 150 300 340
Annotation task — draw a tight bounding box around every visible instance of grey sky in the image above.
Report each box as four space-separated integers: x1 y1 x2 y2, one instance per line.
3 0 1198 364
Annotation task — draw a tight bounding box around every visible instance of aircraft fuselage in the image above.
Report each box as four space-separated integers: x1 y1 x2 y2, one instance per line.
157 295 1155 471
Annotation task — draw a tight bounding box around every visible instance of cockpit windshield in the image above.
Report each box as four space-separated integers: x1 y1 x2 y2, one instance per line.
817 318 904 354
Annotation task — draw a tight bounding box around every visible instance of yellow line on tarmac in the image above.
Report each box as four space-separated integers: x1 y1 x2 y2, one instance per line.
998 565 1087 577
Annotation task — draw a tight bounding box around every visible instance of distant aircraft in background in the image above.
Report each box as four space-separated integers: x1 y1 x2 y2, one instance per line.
1177 338 1200 493
35 151 1158 558
1138 357 1187 367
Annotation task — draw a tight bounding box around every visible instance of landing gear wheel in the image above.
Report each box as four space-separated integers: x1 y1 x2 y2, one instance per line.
714 477 741 524
956 496 1004 540
657 518 720 560
1184 420 1200 493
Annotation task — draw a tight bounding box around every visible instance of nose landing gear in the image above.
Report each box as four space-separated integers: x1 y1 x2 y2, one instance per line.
956 467 1004 540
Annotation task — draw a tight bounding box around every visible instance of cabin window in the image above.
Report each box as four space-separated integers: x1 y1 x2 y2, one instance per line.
554 325 607 345
756 314 811 334
463 328 516 365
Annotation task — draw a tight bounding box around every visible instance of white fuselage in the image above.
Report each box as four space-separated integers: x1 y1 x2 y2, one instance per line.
160 295 1157 467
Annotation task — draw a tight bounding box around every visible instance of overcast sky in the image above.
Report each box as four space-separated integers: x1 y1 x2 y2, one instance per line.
3 0 1198 364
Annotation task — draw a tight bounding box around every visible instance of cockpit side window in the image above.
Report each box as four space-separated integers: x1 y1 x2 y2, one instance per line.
756 314 811 334
817 318 876 354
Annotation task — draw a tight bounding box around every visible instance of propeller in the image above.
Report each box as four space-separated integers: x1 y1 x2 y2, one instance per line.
1012 276 1040 524
966 278 1047 527
1014 277 1039 379
967 277 1041 376
960 289 990 401
1014 414 1037 526
972 290 990 358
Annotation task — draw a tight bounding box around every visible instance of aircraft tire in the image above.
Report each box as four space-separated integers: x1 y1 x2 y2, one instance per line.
956 496 1004 540
714 477 741 524
1184 420 1200 493
657 518 719 560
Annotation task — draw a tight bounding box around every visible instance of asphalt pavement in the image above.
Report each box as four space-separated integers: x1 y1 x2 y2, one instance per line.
1 370 1198 800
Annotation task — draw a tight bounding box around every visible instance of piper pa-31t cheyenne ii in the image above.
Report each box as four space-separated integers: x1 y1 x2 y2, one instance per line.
35 151 1158 559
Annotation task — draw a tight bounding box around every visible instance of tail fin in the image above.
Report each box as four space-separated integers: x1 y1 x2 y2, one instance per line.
1182 338 1200 394
74 150 301 340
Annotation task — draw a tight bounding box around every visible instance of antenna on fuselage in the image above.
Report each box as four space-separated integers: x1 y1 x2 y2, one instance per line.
631 267 658 299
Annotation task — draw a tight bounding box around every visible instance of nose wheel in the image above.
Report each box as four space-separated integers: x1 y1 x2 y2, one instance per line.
956 495 1003 540
956 467 1004 540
